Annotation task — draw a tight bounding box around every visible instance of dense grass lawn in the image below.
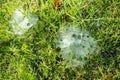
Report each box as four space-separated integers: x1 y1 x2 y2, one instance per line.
0 0 120 80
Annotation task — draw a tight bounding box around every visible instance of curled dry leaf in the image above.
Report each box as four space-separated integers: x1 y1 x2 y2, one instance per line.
53 0 63 9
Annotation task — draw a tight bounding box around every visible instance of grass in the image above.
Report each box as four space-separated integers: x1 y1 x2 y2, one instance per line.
0 0 120 80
